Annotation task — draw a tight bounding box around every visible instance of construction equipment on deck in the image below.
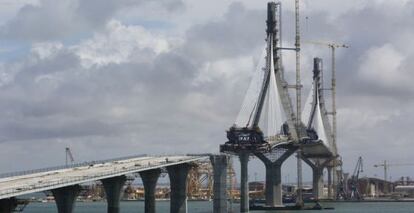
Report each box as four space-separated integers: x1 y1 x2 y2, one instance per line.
65 147 75 166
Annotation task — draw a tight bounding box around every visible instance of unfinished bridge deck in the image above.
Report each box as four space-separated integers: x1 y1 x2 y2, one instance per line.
0 155 208 200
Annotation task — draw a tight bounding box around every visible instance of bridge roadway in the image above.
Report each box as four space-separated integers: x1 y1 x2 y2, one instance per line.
0 154 230 213
0 155 206 200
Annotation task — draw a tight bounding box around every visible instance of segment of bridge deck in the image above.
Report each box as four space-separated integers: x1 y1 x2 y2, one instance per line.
0 155 218 213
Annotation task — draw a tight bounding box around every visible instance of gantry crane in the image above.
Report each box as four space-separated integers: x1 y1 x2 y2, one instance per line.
349 156 363 200
374 161 414 182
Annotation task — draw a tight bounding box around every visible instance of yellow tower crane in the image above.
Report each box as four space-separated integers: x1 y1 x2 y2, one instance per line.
374 161 414 182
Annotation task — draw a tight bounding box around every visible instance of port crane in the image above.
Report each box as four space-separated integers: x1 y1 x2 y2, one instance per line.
349 156 363 200
374 161 414 182
65 147 75 166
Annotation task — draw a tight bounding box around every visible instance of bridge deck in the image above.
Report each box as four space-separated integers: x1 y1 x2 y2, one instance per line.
271 140 333 158
0 155 208 200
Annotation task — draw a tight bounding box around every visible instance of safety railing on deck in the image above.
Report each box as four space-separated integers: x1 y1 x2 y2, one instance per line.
0 154 148 179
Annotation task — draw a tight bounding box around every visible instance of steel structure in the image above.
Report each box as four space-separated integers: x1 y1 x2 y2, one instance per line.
349 156 363 200
374 161 414 182
187 160 213 200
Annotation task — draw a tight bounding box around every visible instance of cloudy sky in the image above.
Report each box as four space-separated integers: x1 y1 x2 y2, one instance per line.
0 0 413 182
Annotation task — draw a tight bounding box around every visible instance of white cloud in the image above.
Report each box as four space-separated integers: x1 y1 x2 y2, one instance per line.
73 20 170 68
358 44 409 89
31 42 63 60
193 55 254 86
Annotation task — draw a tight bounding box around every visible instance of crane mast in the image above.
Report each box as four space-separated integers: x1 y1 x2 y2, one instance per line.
294 0 304 207
303 40 348 199
65 147 75 166
349 156 363 200
374 161 414 182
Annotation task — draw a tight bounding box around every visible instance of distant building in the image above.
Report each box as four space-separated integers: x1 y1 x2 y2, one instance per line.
356 177 394 197
395 185 414 197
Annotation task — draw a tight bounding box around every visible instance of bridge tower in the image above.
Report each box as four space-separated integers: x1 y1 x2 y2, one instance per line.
301 58 338 200
220 1 302 211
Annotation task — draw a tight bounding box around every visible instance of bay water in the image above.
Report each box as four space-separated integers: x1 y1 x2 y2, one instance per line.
23 201 414 212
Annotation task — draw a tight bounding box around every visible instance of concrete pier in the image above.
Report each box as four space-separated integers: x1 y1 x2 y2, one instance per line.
0 198 17 213
140 169 161 213
239 152 249 213
312 167 324 200
265 164 282 206
303 158 331 200
333 166 338 199
101 175 127 213
167 164 191 213
256 148 296 207
327 167 333 199
210 155 229 213
51 185 81 213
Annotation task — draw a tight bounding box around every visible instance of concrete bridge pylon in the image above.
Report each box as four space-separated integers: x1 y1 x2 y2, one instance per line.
255 147 297 206
101 175 127 213
140 169 161 213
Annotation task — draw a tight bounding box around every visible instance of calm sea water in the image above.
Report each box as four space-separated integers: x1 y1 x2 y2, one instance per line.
22 201 414 213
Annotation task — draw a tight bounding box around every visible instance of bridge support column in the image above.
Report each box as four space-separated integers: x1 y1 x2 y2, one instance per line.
303 158 331 201
102 175 127 213
140 169 161 213
327 167 333 199
210 155 229 213
51 185 81 213
0 198 18 213
333 168 338 199
239 152 249 213
167 164 191 213
312 167 324 200
255 148 296 207
264 163 282 206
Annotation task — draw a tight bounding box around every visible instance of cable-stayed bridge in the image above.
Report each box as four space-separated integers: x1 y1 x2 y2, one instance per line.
0 2 343 213
220 2 341 212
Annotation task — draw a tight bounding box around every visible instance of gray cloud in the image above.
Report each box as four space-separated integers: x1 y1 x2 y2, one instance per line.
0 0 185 41
181 2 264 61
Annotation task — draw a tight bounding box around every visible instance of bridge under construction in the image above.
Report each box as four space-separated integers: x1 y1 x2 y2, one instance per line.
220 1 342 212
0 1 347 213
